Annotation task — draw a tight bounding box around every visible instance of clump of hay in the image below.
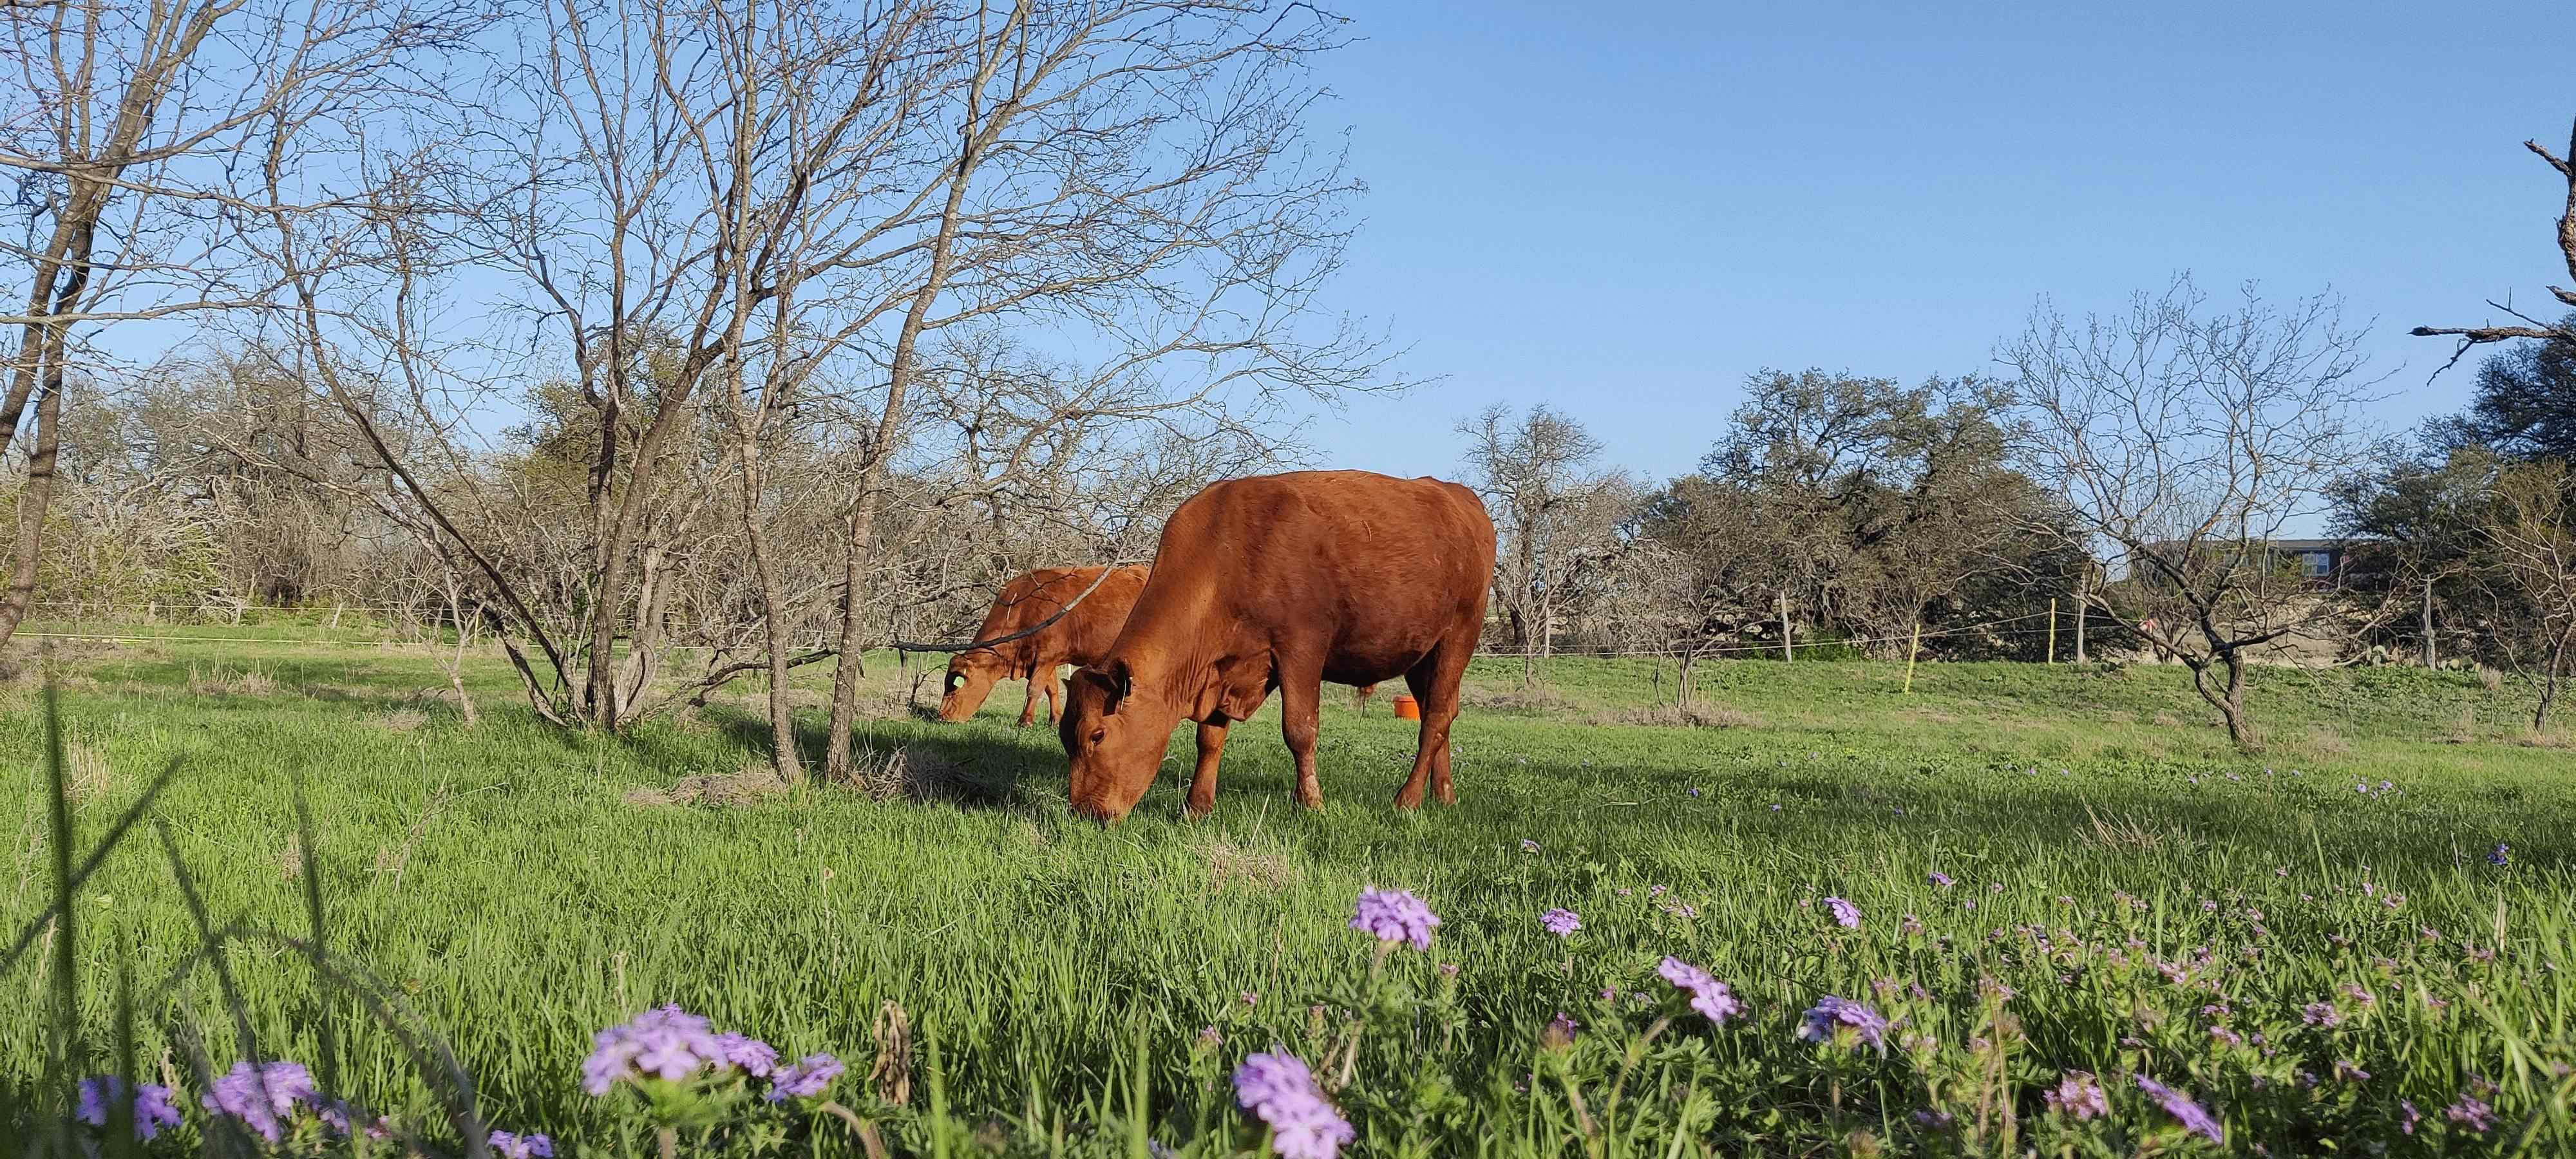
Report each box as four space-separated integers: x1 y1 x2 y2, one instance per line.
376 708 429 733
625 762 793 807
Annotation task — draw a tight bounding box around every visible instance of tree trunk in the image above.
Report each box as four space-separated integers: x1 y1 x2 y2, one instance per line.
0 361 64 648
826 96 989 780
2420 576 2436 669
439 572 480 727
2072 581 2087 665
739 437 804 779
2189 650 2259 751
2537 636 2567 733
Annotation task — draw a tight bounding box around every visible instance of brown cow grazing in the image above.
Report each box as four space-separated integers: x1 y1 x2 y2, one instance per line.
1059 470 1495 822
941 565 1150 726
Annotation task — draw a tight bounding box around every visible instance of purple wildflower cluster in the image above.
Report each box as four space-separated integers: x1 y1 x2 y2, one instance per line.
1540 907 1582 936
1350 888 1441 950
1797 996 1888 1051
1822 896 1861 930
585 1004 840 1104
1656 957 1743 1024
201 1061 329 1143
769 1054 847 1102
1233 1051 1354 1159
2136 1075 2224 1144
2043 1071 2107 1120
489 1130 556 1158
75 1076 182 1140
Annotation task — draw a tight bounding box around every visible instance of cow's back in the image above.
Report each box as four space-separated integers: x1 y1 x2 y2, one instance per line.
1142 471 1494 672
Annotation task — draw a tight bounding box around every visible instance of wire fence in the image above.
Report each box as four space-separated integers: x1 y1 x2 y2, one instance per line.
15 605 2109 664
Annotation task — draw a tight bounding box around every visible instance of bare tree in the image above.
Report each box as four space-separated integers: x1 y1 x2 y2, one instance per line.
2476 461 2576 731
809 0 1388 780
2412 117 2576 364
1456 404 1635 684
2000 275 2382 749
0 0 480 651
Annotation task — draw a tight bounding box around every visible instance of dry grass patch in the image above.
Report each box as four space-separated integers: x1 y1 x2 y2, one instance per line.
63 740 111 802
626 762 793 807
846 745 972 803
1595 703 1762 730
187 665 275 697
375 708 429 733
1198 836 1303 894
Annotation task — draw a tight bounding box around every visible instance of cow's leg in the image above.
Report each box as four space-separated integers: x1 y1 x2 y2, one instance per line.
1278 668 1325 809
1398 637 1473 808
1016 670 1041 728
1033 664 1063 726
1186 720 1229 816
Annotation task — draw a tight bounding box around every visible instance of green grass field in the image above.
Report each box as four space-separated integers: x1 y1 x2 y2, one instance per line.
4 631 2573 1156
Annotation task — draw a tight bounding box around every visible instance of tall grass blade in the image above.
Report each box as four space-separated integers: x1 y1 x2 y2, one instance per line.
294 780 343 1099
1 754 184 975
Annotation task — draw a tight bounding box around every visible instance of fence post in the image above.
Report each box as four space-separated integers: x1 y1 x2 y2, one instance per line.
2073 576 2088 664
1778 592 1793 663
2047 598 2057 664
1902 619 1922 693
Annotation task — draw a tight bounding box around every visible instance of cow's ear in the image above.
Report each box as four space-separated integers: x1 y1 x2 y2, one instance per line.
1106 659 1133 712
1075 664 1129 716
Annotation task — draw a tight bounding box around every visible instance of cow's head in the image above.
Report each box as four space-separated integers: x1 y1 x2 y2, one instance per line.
1059 658 1168 822
938 650 1008 722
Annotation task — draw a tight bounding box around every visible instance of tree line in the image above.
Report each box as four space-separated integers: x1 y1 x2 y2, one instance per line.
4 0 2571 768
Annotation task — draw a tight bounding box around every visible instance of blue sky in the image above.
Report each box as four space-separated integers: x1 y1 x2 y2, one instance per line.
1300 0 2576 483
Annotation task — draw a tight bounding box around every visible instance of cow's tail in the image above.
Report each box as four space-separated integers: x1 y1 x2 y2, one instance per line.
1353 683 1378 713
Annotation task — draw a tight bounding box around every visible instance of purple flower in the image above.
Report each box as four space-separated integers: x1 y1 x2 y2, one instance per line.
1540 908 1581 936
1797 996 1887 1051
76 1077 182 1140
2301 1002 2340 1028
714 1033 778 1077
1656 957 1743 1024
2333 1060 2370 1082
1350 887 1441 950
2136 1076 2223 1144
489 1131 555 1159
1242 990 1261 1007
767 1053 844 1102
2208 1025 2245 1048
1823 896 1861 929
202 1061 320 1143
583 1005 726 1095
2400 1098 2421 1135
1542 1012 1580 1049
1233 1051 1354 1159
1687 787 1702 798
2447 1097 2496 1134
2044 1071 2108 1120
2488 843 2510 867
1928 871 1954 888
1520 840 1540 853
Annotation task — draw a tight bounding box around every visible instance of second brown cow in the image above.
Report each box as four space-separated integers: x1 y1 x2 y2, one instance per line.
940 565 1150 726
1059 470 1496 822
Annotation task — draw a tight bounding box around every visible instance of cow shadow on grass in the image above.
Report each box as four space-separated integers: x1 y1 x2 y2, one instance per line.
690 702 1061 813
